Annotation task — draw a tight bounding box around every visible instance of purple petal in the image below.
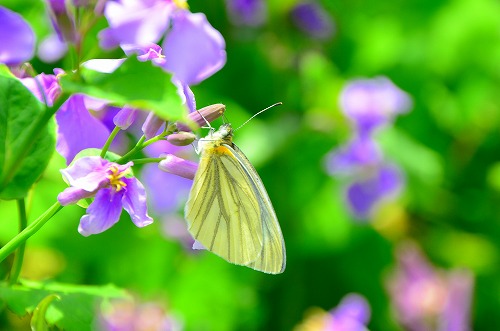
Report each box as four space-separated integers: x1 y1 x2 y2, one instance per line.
331 293 371 327
57 186 96 206
140 163 192 215
121 177 154 227
225 0 267 27
172 78 196 114
162 11 226 85
0 6 35 65
37 33 68 63
345 164 403 218
78 187 124 236
121 43 166 65
326 137 382 175
290 2 335 40
20 73 61 107
340 77 412 135
100 0 174 49
439 270 474 331
56 95 111 164
60 156 111 191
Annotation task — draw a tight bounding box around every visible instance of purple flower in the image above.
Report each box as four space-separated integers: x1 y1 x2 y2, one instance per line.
140 142 194 215
98 299 183 331
225 0 267 27
99 0 175 49
326 137 382 176
290 2 335 40
295 293 371 331
162 11 226 85
0 6 35 65
58 156 153 236
387 242 474 331
340 77 412 136
56 95 111 164
345 163 403 219
37 33 68 63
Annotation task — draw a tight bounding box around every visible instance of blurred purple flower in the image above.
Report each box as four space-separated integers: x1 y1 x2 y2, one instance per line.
58 156 153 236
37 33 68 63
122 43 166 66
346 164 403 219
98 299 183 331
225 0 267 27
290 2 335 40
140 142 194 216
46 0 77 43
0 6 35 65
56 95 110 164
326 137 382 176
295 293 371 331
387 242 474 331
340 77 412 136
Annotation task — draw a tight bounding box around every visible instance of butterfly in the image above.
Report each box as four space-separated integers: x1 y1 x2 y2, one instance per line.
185 122 286 274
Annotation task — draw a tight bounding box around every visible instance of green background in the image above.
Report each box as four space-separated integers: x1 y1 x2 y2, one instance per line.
1 0 500 329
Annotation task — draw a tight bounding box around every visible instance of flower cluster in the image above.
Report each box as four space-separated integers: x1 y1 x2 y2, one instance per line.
295 293 371 331
326 77 412 219
0 1 226 237
387 242 473 331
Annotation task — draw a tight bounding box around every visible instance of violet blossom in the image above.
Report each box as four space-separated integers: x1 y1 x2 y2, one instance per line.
290 2 335 40
387 242 474 331
58 156 153 236
326 77 411 220
295 293 371 331
0 6 35 65
225 0 267 27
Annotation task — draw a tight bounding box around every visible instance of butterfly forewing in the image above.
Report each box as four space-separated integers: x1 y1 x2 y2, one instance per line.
185 146 264 265
230 144 286 274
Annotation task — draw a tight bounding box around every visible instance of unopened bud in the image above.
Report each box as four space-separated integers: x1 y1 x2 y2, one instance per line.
158 154 198 180
113 106 138 130
142 113 165 139
176 103 226 131
167 132 196 146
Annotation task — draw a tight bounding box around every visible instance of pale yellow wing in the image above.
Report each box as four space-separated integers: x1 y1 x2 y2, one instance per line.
185 143 286 274
185 145 264 266
230 144 286 274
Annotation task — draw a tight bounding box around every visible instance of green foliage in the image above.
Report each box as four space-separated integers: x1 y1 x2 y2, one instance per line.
59 57 187 122
0 280 129 331
0 65 55 200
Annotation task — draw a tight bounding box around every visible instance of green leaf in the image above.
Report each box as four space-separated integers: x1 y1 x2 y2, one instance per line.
31 294 60 331
0 280 131 331
59 57 187 122
0 65 56 200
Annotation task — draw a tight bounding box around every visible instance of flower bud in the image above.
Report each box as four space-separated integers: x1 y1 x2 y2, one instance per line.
142 113 165 139
167 131 196 146
176 103 226 131
158 154 198 180
113 106 138 130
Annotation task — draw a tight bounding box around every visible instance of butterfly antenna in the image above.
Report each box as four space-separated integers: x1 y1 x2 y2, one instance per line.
235 102 283 131
195 108 212 130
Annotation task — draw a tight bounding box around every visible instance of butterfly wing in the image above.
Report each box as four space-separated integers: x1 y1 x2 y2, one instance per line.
230 144 286 274
185 143 286 274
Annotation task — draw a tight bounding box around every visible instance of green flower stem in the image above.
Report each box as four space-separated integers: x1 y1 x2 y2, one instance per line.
0 94 68 192
8 199 27 285
116 135 146 163
101 126 122 158
129 158 164 165
0 202 63 264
